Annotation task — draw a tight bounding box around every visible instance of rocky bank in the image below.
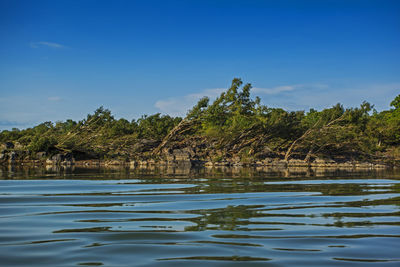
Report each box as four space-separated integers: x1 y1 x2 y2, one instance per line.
0 138 392 170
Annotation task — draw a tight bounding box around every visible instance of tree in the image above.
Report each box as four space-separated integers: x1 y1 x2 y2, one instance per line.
186 96 209 120
201 78 260 134
137 113 182 139
390 94 400 109
85 106 114 127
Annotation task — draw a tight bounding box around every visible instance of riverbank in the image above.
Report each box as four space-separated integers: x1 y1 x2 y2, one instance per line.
2 160 398 182
1 80 399 172
1 154 391 170
1 139 397 171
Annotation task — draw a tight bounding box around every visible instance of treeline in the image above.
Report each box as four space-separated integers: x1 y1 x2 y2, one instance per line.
1 78 399 162
0 108 181 157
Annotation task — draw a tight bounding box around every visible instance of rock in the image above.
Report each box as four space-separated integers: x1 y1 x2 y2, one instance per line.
14 142 23 150
354 162 373 168
47 153 74 165
165 154 175 162
314 157 336 165
173 149 190 161
262 158 273 165
162 149 193 166
51 154 64 162
373 164 387 169
0 152 6 160
3 142 14 149
64 154 73 161
36 152 47 159
288 159 307 167
104 160 122 166
232 156 241 163
191 160 203 166
341 162 353 167
204 161 213 167
214 161 230 166
61 160 73 166
138 160 148 166
271 160 288 168
133 139 159 152
181 147 195 157
9 151 17 161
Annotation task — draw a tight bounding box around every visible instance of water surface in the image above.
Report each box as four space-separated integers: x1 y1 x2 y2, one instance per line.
1 167 399 266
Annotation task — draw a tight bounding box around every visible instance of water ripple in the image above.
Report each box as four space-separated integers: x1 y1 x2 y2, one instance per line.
0 169 399 266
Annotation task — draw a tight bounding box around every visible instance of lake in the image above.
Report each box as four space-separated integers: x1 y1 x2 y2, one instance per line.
0 166 399 266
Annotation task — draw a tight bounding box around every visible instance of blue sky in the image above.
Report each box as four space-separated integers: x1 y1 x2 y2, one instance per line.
0 0 399 130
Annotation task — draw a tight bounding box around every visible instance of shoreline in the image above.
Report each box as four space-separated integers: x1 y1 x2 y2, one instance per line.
2 157 392 170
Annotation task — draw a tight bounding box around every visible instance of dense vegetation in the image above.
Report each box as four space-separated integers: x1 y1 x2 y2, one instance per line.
1 78 399 164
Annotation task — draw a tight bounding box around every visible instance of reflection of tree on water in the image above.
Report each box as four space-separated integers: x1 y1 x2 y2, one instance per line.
184 195 400 232
185 205 264 231
183 180 397 197
1 165 398 180
181 179 400 232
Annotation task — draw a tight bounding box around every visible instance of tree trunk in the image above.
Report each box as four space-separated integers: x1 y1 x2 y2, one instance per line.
284 114 346 161
152 119 192 155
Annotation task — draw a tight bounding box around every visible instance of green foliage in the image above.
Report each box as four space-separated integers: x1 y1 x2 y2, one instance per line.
137 113 181 139
55 119 77 133
28 136 57 153
262 108 304 139
390 94 400 109
0 128 22 143
187 96 209 120
109 118 135 137
200 78 262 136
85 106 115 127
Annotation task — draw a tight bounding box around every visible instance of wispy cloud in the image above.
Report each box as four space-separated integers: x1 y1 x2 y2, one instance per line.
155 82 377 116
30 41 67 49
47 96 62 101
155 88 225 117
0 120 27 127
154 83 331 116
260 82 400 111
253 83 328 95
253 85 297 94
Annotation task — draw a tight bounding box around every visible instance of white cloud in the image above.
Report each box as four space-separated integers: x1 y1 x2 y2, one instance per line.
30 41 67 49
155 88 225 117
154 83 332 117
262 82 400 111
154 81 399 117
